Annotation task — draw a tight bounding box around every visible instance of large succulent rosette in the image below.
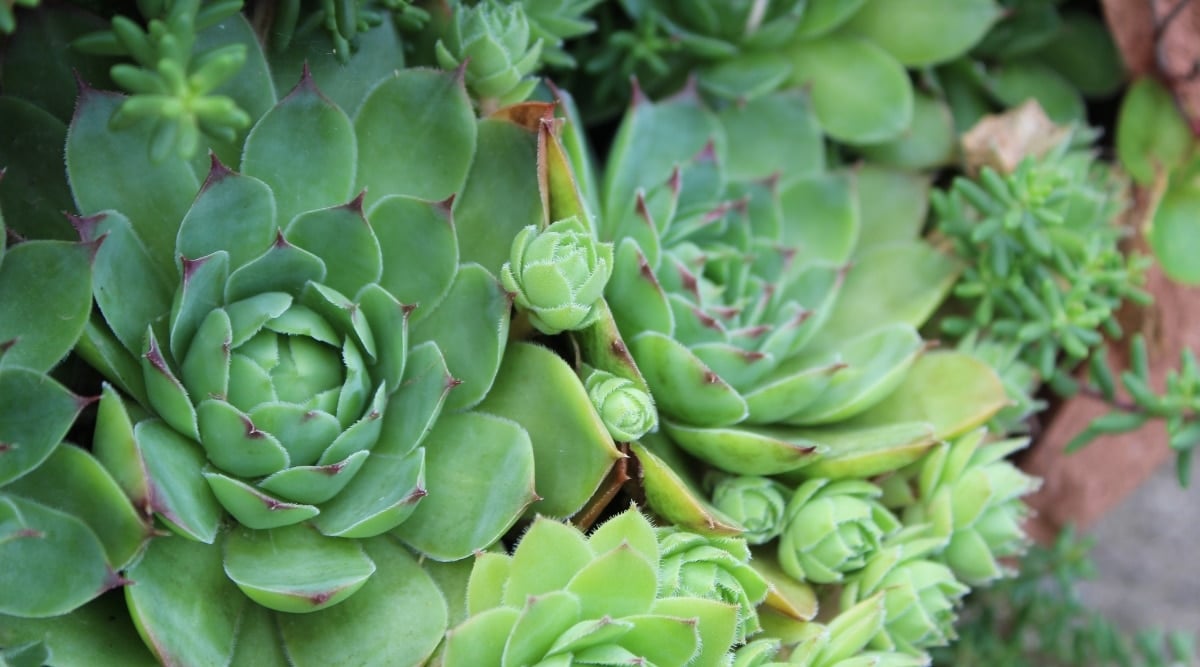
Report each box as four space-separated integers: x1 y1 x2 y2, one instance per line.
44 45 564 659
590 87 972 537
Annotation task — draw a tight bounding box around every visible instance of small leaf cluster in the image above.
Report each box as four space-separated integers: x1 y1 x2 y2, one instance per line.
931 527 1196 667
1069 335 1200 487
74 0 252 161
934 136 1151 392
267 0 432 59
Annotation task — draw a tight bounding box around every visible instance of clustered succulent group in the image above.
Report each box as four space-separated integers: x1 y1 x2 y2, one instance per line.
0 1 1153 666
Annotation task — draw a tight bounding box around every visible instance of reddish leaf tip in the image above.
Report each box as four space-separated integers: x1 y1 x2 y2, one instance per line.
406 487 428 503
0 442 13 453
436 193 457 217
68 212 108 243
345 190 368 216
180 254 211 282
273 228 291 249
201 152 235 190
703 371 721 384
629 76 646 107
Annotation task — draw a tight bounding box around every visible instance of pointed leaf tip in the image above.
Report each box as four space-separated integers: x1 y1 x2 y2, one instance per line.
69 212 107 243
346 190 367 216
629 76 646 107
202 152 235 190
436 194 456 216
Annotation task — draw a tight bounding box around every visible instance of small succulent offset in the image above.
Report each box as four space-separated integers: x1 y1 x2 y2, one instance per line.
740 594 930 667
840 531 970 657
501 216 614 335
882 429 1040 585
656 527 770 643
436 0 544 109
441 507 745 667
584 367 657 441
778 479 902 585
710 475 789 545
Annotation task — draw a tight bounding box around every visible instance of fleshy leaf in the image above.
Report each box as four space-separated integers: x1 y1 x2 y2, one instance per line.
0 367 85 486
0 240 92 373
629 331 748 428
134 420 222 543
503 518 595 606
663 422 821 476
176 160 277 271
67 87 199 282
476 342 622 518
125 534 243 665
371 195 458 321
393 412 536 560
354 68 476 206
0 97 74 240
4 443 149 568
410 264 511 412
632 438 742 536
786 35 913 144
278 537 448 667
845 351 1009 440
81 210 173 356
223 523 376 613
0 495 114 618
241 70 356 226
453 119 542 274
844 0 1001 66
286 199 382 298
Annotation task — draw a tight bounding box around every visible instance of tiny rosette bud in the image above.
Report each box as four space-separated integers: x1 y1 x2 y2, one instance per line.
435 0 544 104
710 475 788 545
785 594 928 667
584 369 657 441
656 527 770 644
500 217 614 335
840 533 969 656
778 479 901 585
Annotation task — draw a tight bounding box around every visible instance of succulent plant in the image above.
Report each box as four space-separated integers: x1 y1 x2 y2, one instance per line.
778 479 901 585
584 367 657 441
933 121 1149 391
656 526 771 643
74 0 252 161
594 86 961 487
710 475 789 545
882 429 1040 585
0 0 673 657
436 0 544 109
840 532 970 657
750 594 931 666
440 507 745 666
513 0 602 68
501 215 614 334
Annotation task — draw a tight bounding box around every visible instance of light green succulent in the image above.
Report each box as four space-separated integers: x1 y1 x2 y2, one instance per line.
881 429 1040 585
441 507 744 666
584 367 657 441
710 475 789 545
778 479 901 585
501 216 614 335
436 0 544 108
841 531 970 657
745 594 930 666
656 526 771 643
512 0 602 68
593 88 962 490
